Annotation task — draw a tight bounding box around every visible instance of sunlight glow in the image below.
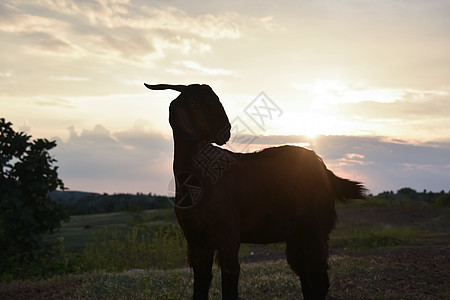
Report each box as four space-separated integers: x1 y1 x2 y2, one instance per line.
278 79 414 137
273 110 350 138
293 80 405 109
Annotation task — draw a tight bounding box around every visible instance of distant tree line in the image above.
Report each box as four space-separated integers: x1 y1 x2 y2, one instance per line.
50 191 173 215
374 187 450 206
51 186 450 217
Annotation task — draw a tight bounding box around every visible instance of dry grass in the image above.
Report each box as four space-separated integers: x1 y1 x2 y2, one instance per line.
1 246 448 299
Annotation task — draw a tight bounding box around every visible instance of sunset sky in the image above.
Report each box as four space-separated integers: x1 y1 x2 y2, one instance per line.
1 0 449 195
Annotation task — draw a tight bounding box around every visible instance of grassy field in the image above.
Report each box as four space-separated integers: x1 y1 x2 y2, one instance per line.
57 209 177 252
1 204 449 299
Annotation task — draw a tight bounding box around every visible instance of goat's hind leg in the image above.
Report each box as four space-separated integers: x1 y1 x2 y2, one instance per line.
218 242 240 300
285 236 330 300
189 243 215 300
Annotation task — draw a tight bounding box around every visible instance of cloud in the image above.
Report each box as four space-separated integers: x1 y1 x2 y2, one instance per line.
34 97 75 108
337 153 367 167
0 72 12 77
39 0 132 27
331 89 450 140
310 135 450 193
91 29 156 60
50 76 91 81
288 80 450 140
338 92 450 119
154 36 212 56
28 32 76 53
51 125 450 195
41 0 241 39
254 15 285 32
2 0 449 195
167 60 235 76
136 7 241 40
292 80 449 108
53 123 173 194
0 2 80 55
0 11 65 34
1 0 244 62
225 133 450 194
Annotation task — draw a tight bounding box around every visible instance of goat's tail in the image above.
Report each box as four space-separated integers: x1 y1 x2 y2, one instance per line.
327 169 367 202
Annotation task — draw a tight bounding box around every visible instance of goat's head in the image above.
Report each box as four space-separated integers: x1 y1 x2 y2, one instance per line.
144 83 231 145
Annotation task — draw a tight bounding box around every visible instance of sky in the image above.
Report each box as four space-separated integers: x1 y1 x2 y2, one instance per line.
1 0 449 196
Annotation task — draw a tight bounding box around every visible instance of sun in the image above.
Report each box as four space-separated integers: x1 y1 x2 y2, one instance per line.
298 113 326 138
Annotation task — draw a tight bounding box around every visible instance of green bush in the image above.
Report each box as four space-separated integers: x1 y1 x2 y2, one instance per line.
0 118 69 280
0 237 78 282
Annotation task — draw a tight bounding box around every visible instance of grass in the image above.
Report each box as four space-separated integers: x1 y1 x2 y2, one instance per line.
2 205 449 299
54 209 177 252
2 249 449 299
330 225 420 249
82 224 187 271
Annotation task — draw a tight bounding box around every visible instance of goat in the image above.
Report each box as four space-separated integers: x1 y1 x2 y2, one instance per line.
145 83 366 300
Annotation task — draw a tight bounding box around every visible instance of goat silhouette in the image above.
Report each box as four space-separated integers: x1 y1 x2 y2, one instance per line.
145 83 366 300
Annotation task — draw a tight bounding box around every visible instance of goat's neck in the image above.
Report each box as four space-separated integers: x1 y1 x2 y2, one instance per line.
173 137 238 185
172 138 212 173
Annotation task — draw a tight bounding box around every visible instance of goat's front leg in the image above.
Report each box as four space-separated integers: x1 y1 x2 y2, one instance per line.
189 243 215 300
218 242 240 300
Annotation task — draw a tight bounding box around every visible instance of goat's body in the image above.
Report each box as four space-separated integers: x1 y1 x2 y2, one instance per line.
146 83 366 300
176 145 338 244
223 146 334 243
174 144 363 299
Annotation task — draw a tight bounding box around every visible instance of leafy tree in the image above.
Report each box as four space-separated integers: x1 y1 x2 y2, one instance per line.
0 118 69 278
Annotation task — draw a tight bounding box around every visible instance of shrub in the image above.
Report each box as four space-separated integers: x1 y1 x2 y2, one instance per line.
0 118 69 280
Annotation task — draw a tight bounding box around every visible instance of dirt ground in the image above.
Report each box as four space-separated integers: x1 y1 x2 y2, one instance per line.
240 205 450 299
329 246 450 299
